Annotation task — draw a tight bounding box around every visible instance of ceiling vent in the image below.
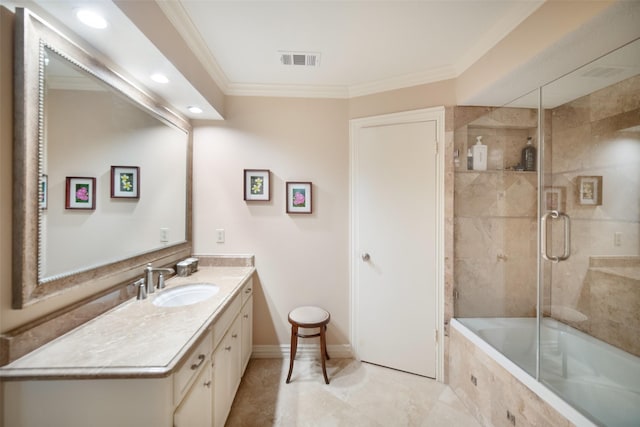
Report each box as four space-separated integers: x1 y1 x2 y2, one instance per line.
279 51 320 67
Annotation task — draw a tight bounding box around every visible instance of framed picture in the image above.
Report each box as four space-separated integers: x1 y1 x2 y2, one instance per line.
578 176 603 206
244 169 270 201
544 186 566 212
111 166 140 199
39 174 48 210
286 181 312 214
65 177 96 210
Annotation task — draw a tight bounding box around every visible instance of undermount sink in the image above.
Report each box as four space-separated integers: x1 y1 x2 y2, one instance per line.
153 283 220 307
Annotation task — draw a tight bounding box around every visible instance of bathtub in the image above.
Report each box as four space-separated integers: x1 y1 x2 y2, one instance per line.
452 317 640 427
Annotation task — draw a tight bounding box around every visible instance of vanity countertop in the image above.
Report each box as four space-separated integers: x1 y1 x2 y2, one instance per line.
0 266 255 380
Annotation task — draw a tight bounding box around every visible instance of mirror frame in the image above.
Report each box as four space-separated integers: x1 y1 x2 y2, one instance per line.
12 8 192 308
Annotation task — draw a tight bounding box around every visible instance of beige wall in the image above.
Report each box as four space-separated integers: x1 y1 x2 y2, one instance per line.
349 79 456 119
192 96 351 346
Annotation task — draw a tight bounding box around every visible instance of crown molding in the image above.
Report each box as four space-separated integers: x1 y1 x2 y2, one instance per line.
225 64 458 99
348 65 457 98
226 82 349 99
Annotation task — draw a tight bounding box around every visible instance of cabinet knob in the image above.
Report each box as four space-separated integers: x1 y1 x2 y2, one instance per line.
243 314 249 319
245 288 252 293
225 346 232 351
232 333 238 338
203 380 212 388
361 253 370 261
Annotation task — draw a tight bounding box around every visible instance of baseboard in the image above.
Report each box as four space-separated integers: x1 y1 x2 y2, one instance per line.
251 344 353 359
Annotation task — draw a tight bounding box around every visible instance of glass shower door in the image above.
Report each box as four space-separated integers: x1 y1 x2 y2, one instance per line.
538 39 640 427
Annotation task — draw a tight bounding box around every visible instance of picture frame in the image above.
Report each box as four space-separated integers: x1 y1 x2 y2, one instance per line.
244 169 270 201
65 177 96 210
111 166 140 199
39 174 47 210
286 181 312 214
578 176 603 206
544 186 566 212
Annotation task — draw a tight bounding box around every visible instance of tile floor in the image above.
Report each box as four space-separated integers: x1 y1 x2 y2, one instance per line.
226 358 482 426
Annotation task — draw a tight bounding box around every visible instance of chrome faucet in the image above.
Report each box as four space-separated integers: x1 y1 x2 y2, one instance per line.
144 264 175 294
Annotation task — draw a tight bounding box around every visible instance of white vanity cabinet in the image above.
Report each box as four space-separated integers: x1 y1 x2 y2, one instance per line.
212 278 253 427
174 362 213 427
173 331 214 427
4 376 175 427
2 270 255 427
213 315 242 427
3 330 215 427
241 283 254 374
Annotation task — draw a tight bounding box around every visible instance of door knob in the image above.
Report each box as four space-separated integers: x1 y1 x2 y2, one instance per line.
361 253 370 261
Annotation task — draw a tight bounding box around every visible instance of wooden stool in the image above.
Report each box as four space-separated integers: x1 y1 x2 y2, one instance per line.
286 306 331 384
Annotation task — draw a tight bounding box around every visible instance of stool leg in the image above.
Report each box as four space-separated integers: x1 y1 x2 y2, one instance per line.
286 324 298 383
324 325 330 360
320 324 329 384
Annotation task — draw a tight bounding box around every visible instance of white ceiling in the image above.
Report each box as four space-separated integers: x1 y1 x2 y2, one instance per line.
5 0 546 119
5 1 640 120
159 0 543 98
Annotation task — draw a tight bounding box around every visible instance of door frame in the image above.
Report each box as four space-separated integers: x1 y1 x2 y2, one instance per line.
349 106 445 381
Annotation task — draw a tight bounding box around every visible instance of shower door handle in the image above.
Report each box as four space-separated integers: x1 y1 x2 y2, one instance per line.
558 212 571 261
541 210 571 263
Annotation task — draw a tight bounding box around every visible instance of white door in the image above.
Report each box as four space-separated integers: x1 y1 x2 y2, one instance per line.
352 113 439 378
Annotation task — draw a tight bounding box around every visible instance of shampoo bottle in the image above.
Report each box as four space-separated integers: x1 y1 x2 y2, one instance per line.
522 137 536 171
472 136 487 171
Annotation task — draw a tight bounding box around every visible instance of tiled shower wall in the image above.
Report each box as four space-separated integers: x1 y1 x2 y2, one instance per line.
453 75 640 355
453 106 542 318
547 74 640 356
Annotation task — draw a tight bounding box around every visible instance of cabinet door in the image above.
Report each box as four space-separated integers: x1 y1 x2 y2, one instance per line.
229 315 242 396
174 362 212 427
213 315 243 427
241 296 253 375
213 334 231 427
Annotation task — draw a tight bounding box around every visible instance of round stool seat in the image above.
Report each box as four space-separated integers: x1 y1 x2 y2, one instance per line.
286 305 331 384
288 306 330 326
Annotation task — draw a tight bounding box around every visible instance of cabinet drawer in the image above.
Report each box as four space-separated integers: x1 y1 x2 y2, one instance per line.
241 278 253 305
212 295 241 350
173 331 212 406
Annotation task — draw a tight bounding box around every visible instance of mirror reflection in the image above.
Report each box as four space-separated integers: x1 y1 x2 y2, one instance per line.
40 47 187 282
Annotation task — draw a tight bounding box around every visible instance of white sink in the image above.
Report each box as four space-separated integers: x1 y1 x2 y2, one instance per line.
153 283 220 307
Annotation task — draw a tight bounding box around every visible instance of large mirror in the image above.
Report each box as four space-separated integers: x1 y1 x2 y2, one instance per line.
13 8 192 308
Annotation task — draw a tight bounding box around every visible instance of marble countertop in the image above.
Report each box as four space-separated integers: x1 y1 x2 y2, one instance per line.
0 266 255 380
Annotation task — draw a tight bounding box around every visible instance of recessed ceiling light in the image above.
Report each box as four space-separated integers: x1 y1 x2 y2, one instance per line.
188 106 203 114
76 9 108 29
151 73 169 84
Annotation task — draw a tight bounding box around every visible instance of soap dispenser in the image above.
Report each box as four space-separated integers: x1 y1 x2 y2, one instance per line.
472 136 487 171
522 136 536 171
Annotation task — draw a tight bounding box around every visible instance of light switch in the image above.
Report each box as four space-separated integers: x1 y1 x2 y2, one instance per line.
614 232 622 247
160 228 169 243
216 229 225 243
